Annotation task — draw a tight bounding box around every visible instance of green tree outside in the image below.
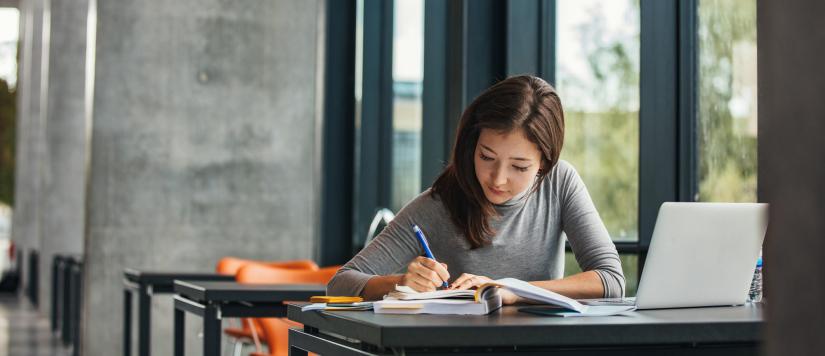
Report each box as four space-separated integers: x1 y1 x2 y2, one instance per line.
697 0 758 203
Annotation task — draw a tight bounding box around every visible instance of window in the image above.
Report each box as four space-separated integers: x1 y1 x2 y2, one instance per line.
556 0 641 242
0 8 20 207
556 0 640 295
0 8 18 89
350 0 423 249
697 0 757 203
391 0 424 212
565 252 639 295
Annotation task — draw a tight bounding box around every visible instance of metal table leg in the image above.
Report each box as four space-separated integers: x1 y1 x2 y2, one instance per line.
174 306 185 356
138 284 151 356
203 304 221 356
123 288 132 356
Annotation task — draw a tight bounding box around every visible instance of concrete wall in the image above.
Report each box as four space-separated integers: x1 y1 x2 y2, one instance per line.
82 0 323 355
37 0 89 314
12 0 45 297
758 0 825 354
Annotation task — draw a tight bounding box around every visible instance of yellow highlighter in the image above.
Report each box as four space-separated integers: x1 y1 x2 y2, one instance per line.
310 296 363 304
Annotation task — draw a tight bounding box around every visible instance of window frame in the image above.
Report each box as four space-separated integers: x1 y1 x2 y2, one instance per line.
319 0 357 266
322 0 703 280
351 0 395 253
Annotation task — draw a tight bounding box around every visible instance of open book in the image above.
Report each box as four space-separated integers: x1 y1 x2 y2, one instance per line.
374 278 636 316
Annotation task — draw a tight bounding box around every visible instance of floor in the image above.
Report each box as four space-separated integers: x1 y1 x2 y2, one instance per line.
0 292 71 356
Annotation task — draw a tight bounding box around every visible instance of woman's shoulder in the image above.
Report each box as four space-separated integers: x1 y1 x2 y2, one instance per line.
551 159 578 176
544 159 582 185
541 160 585 198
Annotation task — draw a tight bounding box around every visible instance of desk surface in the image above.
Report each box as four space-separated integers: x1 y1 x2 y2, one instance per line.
123 268 234 285
174 281 326 303
287 303 763 348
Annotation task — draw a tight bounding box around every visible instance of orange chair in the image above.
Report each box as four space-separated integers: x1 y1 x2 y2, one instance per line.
235 264 341 356
216 257 319 276
216 258 320 355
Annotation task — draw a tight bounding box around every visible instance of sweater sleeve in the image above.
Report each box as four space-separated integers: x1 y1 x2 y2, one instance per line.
556 161 626 298
326 194 429 297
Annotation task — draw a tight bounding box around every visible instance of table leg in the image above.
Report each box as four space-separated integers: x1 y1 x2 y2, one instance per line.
138 284 151 356
289 345 309 356
203 304 221 356
173 305 185 356
123 289 132 356
51 260 60 332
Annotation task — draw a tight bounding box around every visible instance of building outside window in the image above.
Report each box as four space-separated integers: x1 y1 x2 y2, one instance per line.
391 0 424 212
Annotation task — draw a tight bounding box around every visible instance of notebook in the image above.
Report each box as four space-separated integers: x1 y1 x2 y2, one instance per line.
374 284 502 315
374 278 636 316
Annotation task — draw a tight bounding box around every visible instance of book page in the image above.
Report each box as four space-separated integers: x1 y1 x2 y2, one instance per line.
388 285 475 300
482 278 587 312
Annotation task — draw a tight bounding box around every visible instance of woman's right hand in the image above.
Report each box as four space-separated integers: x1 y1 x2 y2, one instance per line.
400 256 450 292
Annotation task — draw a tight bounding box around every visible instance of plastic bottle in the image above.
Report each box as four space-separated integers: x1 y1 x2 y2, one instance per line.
747 256 763 303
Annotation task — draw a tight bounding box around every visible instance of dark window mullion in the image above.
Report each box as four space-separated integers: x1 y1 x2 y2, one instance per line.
320 0 356 266
678 0 698 202
355 0 394 250
506 0 541 76
639 0 679 251
541 0 556 84
378 0 394 205
463 0 507 105
422 0 451 187
421 0 506 186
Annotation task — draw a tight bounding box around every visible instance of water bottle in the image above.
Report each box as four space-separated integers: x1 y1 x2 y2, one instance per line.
747 256 763 303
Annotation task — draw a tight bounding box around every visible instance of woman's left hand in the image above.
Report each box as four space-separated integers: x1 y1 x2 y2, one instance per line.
449 273 521 305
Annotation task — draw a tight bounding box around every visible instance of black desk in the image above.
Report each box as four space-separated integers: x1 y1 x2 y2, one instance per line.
122 269 234 356
287 303 763 355
172 280 326 356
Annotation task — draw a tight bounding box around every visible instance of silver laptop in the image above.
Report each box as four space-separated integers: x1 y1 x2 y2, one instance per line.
586 202 768 310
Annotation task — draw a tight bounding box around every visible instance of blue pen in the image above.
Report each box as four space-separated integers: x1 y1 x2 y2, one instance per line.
411 224 449 288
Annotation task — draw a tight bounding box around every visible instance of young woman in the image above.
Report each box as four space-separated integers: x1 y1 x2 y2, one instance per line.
327 75 625 304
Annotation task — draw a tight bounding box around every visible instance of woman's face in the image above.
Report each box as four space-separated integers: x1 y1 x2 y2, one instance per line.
474 128 543 204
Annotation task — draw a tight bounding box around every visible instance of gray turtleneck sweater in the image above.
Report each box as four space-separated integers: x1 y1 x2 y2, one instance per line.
327 160 626 298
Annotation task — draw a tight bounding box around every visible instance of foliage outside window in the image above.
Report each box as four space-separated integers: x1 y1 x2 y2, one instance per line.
556 0 640 242
556 0 640 295
0 9 19 207
697 0 758 203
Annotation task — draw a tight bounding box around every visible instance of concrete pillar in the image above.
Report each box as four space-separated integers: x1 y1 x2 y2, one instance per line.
12 0 45 298
82 0 324 354
38 0 88 314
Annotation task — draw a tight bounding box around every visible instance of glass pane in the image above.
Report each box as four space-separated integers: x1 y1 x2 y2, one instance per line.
0 8 19 89
390 0 424 212
0 8 20 208
556 0 640 241
354 0 364 135
697 0 757 202
565 252 639 296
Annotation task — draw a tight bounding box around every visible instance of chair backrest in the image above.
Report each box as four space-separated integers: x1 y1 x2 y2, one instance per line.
364 208 395 248
215 257 319 276
216 256 320 351
235 264 339 285
235 264 341 356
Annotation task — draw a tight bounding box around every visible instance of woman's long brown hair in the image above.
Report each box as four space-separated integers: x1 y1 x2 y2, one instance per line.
430 75 565 248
